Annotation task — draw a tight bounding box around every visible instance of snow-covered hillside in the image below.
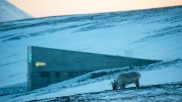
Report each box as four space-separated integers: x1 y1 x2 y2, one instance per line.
0 0 32 22
0 5 182 101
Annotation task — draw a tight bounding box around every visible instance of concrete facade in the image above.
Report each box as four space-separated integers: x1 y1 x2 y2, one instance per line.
27 46 159 91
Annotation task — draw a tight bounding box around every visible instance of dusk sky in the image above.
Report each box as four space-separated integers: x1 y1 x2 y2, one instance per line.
8 0 182 17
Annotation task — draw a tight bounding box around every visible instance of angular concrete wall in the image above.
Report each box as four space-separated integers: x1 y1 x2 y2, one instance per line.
27 46 159 90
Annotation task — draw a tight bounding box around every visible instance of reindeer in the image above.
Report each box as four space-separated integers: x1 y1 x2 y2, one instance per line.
110 72 141 90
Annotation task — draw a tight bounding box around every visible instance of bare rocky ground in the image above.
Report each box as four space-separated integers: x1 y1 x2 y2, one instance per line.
30 82 182 102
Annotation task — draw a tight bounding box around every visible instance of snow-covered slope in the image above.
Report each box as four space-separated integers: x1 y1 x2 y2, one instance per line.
0 5 182 90
0 0 32 22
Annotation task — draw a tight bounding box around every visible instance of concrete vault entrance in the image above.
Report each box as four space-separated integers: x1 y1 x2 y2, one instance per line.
27 46 159 90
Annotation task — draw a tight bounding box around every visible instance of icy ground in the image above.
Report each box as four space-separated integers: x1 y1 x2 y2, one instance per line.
32 83 182 102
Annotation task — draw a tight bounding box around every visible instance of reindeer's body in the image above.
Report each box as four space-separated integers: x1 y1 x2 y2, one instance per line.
111 72 141 90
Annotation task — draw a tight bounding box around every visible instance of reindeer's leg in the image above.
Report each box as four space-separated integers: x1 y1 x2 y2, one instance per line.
121 84 126 90
135 79 140 88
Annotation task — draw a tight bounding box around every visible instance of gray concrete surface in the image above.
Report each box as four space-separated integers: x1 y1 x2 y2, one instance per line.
27 46 159 90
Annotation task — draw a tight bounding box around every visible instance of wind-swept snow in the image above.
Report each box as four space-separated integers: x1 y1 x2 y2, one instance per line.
0 5 182 102
0 6 182 88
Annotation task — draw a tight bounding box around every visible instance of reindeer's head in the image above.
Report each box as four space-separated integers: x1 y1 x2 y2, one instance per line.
110 80 118 90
